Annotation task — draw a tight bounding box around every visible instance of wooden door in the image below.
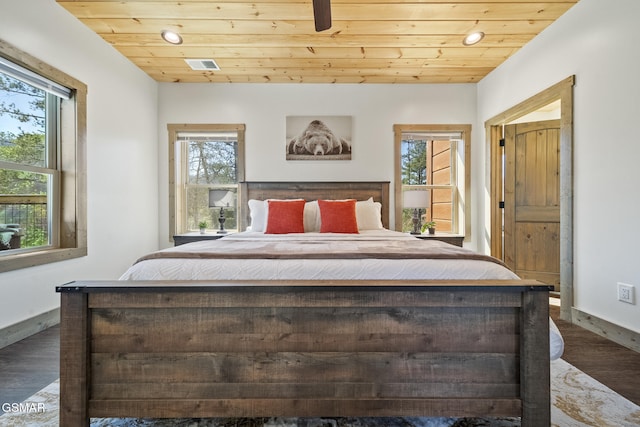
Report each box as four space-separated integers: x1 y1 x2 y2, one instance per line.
504 120 560 290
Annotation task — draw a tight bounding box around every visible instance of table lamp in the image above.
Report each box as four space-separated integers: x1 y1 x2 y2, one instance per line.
403 190 430 235
208 189 235 234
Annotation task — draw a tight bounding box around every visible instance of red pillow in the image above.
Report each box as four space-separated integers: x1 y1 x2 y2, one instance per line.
265 199 306 234
318 199 359 233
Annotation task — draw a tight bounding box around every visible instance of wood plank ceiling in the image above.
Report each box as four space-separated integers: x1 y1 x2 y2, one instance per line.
56 0 579 83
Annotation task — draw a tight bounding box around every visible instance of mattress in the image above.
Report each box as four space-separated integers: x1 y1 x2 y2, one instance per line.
121 230 518 281
120 229 564 360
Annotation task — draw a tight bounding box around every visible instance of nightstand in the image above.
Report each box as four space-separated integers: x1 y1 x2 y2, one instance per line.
414 233 464 247
173 232 231 246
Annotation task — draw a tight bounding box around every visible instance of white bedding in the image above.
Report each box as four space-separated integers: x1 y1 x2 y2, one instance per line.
119 229 564 360
120 230 517 281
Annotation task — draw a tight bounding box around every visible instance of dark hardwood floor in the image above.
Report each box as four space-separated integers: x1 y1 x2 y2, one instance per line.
0 324 59 413
0 300 638 416
549 300 640 406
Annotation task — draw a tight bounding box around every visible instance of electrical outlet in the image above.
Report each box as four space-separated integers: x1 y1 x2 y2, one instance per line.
617 282 635 304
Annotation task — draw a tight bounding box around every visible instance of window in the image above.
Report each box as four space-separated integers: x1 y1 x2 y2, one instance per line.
0 40 86 272
168 124 245 237
394 124 471 238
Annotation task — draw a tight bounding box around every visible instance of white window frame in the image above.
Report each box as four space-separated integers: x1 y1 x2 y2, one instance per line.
0 39 87 273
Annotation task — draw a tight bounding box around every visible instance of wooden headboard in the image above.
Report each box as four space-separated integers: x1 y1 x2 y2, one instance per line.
239 181 390 231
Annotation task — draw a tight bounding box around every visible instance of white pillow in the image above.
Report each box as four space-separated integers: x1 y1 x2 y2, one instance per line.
248 199 267 232
304 201 321 232
356 197 383 230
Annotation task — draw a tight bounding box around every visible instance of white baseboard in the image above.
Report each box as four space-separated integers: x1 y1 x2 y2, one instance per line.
572 307 640 353
0 308 60 349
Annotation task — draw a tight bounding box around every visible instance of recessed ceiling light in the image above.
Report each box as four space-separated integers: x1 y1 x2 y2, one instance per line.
161 30 183 45
463 32 485 46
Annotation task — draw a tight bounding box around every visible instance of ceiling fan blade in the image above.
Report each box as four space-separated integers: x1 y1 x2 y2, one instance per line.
312 0 332 32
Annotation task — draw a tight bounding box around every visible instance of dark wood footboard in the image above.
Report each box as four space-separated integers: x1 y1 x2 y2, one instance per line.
57 280 551 426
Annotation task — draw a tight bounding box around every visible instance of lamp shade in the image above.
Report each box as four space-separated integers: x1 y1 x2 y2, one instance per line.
403 190 430 208
209 189 235 208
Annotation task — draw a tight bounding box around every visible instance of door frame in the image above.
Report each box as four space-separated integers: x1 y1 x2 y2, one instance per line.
485 76 575 321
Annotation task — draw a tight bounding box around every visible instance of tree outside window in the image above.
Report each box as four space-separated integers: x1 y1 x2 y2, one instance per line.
185 138 238 231
0 72 51 250
401 137 428 232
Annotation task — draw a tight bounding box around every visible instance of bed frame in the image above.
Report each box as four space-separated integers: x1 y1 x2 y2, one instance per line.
57 182 552 426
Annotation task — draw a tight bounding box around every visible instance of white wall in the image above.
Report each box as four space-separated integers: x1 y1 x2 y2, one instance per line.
0 0 159 329
477 0 640 332
158 83 478 246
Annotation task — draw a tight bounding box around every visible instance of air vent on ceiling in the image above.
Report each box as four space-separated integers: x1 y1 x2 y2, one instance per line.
185 59 221 71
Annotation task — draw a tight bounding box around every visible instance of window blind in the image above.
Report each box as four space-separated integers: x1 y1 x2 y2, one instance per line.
403 132 462 141
177 131 237 142
0 56 72 100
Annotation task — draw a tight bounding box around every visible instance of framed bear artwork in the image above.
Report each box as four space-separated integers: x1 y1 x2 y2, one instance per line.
286 115 352 160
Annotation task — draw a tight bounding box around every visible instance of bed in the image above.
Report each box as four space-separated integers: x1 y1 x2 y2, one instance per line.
57 181 559 426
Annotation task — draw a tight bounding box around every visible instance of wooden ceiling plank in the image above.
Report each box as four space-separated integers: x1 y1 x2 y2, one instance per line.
101 33 535 48
146 67 492 77
146 72 487 84
129 56 508 68
115 45 520 59
119 47 516 64
57 2 575 21
76 18 557 35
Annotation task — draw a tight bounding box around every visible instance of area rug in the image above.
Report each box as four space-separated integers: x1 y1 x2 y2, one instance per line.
1 359 639 427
